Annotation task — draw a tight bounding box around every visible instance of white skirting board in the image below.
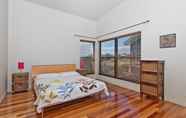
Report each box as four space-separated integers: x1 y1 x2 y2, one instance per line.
0 92 6 103
87 74 140 92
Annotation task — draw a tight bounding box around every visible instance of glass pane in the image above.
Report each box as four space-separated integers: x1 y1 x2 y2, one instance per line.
117 33 141 82
118 37 131 56
100 40 115 76
101 57 115 76
80 41 94 73
101 40 115 57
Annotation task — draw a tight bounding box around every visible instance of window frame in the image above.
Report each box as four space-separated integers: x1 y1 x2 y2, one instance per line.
99 31 141 83
80 40 95 74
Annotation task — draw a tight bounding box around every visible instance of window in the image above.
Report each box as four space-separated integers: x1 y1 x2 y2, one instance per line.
100 39 115 77
80 40 95 74
117 33 141 82
99 32 141 83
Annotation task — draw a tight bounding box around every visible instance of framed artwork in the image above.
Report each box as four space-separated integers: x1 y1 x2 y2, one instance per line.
160 34 176 48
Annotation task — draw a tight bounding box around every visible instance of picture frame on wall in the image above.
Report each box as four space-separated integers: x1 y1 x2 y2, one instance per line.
160 33 176 48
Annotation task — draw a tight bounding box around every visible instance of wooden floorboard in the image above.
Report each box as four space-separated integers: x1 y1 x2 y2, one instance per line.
0 83 185 118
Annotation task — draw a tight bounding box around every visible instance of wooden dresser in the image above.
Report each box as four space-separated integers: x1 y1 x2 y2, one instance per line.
12 72 29 93
140 60 164 100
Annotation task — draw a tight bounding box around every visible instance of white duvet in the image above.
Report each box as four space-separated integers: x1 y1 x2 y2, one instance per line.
34 72 109 113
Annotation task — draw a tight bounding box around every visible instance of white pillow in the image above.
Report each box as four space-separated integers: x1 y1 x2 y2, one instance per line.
60 71 80 78
36 73 59 79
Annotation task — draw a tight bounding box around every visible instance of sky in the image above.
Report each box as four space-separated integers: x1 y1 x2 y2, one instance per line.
101 37 131 56
80 42 93 57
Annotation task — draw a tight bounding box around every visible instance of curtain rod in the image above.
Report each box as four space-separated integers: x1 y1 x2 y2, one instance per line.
96 20 150 39
74 20 150 40
74 34 97 39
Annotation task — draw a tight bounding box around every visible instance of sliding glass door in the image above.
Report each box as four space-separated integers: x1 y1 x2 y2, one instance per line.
100 39 115 77
99 32 141 83
117 33 141 82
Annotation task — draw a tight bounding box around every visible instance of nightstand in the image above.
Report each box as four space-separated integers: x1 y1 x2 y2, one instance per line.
12 72 29 93
76 69 88 76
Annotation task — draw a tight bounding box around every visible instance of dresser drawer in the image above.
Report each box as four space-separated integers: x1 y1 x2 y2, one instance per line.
141 73 158 85
142 63 157 72
141 84 158 96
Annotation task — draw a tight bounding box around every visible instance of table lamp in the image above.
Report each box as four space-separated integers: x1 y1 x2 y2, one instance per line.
18 61 24 72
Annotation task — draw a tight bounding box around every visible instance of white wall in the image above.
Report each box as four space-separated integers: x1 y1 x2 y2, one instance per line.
0 0 8 102
96 0 186 106
8 0 97 92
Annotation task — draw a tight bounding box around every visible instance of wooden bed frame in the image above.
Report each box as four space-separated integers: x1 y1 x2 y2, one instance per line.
32 64 76 75
31 64 103 117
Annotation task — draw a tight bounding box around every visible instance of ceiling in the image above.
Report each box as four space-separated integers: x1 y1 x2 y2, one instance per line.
27 0 124 21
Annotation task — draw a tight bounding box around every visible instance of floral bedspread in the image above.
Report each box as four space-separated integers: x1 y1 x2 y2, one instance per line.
34 75 109 113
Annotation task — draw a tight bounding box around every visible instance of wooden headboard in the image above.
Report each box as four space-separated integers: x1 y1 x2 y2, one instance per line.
32 64 76 75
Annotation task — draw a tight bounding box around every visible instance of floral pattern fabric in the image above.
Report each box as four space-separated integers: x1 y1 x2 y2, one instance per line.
34 75 109 113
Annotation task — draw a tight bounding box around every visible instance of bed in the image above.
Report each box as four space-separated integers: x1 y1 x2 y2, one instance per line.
32 64 109 114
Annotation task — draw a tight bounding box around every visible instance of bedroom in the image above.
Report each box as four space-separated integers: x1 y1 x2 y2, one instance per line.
0 0 186 117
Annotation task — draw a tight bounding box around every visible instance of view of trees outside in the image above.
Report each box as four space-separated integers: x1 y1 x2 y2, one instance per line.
117 34 141 82
100 40 115 76
100 33 141 82
80 41 94 74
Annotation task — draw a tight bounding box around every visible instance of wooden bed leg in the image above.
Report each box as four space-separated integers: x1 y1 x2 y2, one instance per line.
97 92 102 99
42 111 44 118
99 92 102 99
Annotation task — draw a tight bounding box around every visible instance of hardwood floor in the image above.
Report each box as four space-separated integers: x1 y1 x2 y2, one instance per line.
0 83 185 118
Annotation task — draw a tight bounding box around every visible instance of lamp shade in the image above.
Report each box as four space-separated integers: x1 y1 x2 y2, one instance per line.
18 62 24 70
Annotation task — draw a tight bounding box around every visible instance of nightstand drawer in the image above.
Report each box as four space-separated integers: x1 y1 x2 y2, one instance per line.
15 76 27 80
14 79 28 84
13 83 28 91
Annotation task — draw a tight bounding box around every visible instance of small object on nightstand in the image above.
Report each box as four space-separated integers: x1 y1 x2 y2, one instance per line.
76 69 87 76
12 72 29 93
